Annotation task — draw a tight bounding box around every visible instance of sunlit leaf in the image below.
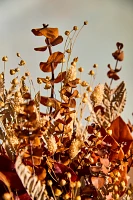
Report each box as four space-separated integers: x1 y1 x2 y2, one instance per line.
32 27 59 39
91 176 105 189
51 35 63 46
54 71 66 83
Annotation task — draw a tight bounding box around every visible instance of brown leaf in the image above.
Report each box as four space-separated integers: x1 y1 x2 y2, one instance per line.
54 71 66 83
34 46 47 52
112 50 124 61
91 176 105 189
40 96 61 110
32 27 59 39
107 70 120 80
116 42 124 50
51 35 63 46
40 52 64 72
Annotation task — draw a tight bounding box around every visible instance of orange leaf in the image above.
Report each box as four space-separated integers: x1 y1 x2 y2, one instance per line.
34 46 47 52
32 27 59 39
40 96 61 110
91 176 105 189
54 71 66 83
51 35 63 46
40 61 57 72
107 70 120 80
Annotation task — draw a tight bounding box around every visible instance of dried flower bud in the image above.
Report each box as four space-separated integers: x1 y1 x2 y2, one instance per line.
66 49 71 53
107 129 112 135
93 64 98 68
0 101 4 107
85 116 91 122
90 84 104 104
2 193 11 200
25 72 30 76
70 181 76 188
84 21 88 25
65 31 70 36
20 60 26 66
60 179 66 186
37 78 43 84
75 196 81 200
15 91 21 97
0 73 4 79
55 189 62 196
16 53 20 57
114 185 119 191
114 194 119 200
21 76 26 80
81 81 88 87
121 181 126 188
89 70 95 76
63 194 70 199
47 180 53 186
23 86 29 92
67 172 71 179
83 92 88 98
78 67 84 72
2 56 8 61
73 26 78 31
114 171 121 177
76 181 81 188
10 69 16 75
15 67 20 72
71 61 76 67
44 83 51 89
12 78 19 85
73 57 78 62
47 135 57 155
86 86 92 92
82 98 87 103
127 190 132 195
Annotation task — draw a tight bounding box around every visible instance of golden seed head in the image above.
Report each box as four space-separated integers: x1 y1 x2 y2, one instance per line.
93 64 98 68
47 180 53 186
114 194 119 200
76 181 81 188
83 92 88 98
0 73 4 79
81 81 88 87
67 172 71 179
66 49 71 53
127 190 132 195
54 189 62 196
96 131 101 137
21 76 26 80
70 181 76 188
61 58 66 63
20 60 26 66
15 67 20 72
86 86 92 92
78 67 84 72
75 196 81 200
71 61 76 67
85 116 92 122
73 26 78 31
121 181 126 188
16 53 20 57
2 193 11 200
2 56 8 61
37 78 43 84
25 72 30 76
60 179 66 186
82 98 87 103
12 78 19 85
44 83 51 89
114 177 119 182
0 101 4 107
89 157 94 164
73 57 78 62
89 70 95 76
114 185 119 191
23 86 29 92
76 93 81 98
63 194 70 200
15 91 21 97
84 21 88 25
65 31 70 36
107 129 112 135
115 171 121 177
10 69 16 75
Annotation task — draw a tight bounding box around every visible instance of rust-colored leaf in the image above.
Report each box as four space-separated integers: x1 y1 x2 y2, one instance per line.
34 46 47 52
32 27 59 39
54 71 66 83
107 70 120 80
51 35 63 46
47 51 64 63
40 62 57 72
91 176 105 189
40 96 61 110
112 50 124 61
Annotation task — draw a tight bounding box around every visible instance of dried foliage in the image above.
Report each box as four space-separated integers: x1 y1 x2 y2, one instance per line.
0 22 133 200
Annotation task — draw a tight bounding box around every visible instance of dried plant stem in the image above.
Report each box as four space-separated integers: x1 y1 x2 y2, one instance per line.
46 38 54 114
109 60 118 88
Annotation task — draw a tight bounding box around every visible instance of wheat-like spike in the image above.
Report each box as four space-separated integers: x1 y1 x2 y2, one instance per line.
111 81 126 120
15 154 47 200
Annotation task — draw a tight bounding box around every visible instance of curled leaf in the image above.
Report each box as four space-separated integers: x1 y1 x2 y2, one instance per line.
32 27 59 39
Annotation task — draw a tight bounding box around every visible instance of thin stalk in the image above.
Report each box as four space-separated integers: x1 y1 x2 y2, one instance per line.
109 60 118 89
46 38 54 114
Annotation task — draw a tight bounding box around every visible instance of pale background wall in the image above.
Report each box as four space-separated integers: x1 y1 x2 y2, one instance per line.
0 0 133 181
